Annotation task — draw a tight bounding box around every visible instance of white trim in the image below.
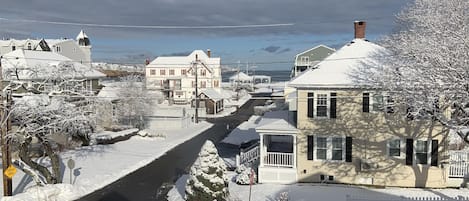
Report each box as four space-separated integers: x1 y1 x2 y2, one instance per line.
313 135 346 162
413 139 433 166
386 138 404 159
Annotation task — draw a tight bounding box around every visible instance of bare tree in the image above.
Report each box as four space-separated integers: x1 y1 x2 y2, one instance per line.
10 95 94 184
1 59 100 184
114 75 153 129
351 0 469 143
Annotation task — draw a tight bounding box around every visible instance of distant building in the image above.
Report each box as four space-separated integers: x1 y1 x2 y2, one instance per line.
291 45 335 77
1 49 104 96
0 30 92 66
145 50 222 104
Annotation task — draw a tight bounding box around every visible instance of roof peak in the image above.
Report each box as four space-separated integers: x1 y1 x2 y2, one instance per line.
76 30 88 40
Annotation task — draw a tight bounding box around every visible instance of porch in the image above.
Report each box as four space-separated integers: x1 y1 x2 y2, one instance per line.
447 150 469 187
258 134 297 183
255 110 299 184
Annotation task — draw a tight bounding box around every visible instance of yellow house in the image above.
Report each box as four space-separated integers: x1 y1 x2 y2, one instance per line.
283 21 450 188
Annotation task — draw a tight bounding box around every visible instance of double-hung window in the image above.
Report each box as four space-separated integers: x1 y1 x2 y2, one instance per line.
316 94 328 117
332 138 343 160
415 140 428 164
316 137 327 160
388 139 401 157
315 136 344 161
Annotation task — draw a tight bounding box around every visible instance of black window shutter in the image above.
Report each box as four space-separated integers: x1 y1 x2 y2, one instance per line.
330 93 337 119
406 139 414 165
431 140 438 166
307 93 314 118
307 135 314 160
345 137 352 162
363 93 370 113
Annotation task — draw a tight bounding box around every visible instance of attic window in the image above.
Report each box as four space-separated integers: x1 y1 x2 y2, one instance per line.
358 21 364 25
12 46 16 51
27 43 32 50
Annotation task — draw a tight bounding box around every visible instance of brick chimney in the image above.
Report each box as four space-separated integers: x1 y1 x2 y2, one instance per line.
207 49 211 58
354 21 366 39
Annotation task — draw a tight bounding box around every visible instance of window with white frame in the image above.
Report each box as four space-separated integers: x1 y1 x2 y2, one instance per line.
315 136 345 161
150 69 156 75
332 137 343 160
316 137 327 160
316 94 328 117
388 139 401 157
371 93 394 113
415 140 428 164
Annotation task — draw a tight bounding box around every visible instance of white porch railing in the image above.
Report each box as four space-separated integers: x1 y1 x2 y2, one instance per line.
236 144 260 167
264 152 294 168
449 150 469 178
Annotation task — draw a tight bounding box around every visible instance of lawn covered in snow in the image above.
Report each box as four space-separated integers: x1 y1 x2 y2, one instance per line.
1 122 213 201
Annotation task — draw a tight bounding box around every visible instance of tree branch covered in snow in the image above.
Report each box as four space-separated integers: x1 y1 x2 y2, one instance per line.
114 75 153 129
351 0 469 143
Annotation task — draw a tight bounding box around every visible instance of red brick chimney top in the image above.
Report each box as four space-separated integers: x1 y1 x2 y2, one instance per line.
354 21 366 39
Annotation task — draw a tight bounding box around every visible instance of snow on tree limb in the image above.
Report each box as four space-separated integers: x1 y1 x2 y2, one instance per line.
350 0 469 143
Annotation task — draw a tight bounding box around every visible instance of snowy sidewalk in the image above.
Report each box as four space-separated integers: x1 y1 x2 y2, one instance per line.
168 172 469 201
2 122 213 201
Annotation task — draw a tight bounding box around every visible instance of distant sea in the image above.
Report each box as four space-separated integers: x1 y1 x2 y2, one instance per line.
221 70 291 82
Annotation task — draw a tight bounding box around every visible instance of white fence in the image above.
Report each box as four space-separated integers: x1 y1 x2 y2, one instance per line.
236 144 260 167
347 195 469 201
449 150 469 178
263 152 294 168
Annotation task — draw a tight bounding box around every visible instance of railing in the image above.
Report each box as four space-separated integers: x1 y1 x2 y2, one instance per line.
347 195 469 201
449 150 469 178
264 152 294 168
236 143 260 167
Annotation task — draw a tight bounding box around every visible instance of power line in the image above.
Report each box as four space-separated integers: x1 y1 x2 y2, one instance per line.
0 17 294 29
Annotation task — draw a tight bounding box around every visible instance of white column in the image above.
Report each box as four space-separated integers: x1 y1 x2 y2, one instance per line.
293 135 297 168
260 134 264 167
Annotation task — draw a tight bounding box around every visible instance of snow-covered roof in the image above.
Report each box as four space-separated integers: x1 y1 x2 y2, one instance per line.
289 39 386 88
45 39 73 46
295 44 335 59
200 88 224 101
229 72 252 81
146 50 220 69
256 110 298 134
1 49 105 80
76 30 89 40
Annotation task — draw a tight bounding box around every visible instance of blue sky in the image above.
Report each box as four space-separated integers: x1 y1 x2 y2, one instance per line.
0 0 410 70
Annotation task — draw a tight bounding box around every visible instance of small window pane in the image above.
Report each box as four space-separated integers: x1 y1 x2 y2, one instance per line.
317 149 326 160
317 137 327 148
332 138 342 148
332 150 342 160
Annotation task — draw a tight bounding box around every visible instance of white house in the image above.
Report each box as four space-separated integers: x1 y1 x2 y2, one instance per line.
0 30 92 66
145 50 222 104
1 49 105 96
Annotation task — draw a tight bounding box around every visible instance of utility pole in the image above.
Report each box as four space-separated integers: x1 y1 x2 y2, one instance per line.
194 54 199 124
1 59 12 196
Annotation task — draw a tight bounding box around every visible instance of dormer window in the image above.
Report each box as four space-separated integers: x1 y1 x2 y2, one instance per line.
12 46 16 51
27 43 32 50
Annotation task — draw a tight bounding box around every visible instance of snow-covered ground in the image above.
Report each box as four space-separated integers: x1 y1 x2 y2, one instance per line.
168 172 469 201
254 81 287 96
1 122 213 201
221 115 260 146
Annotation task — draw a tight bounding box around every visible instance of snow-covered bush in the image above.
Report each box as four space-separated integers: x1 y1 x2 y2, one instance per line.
234 164 248 174
276 192 289 201
235 165 257 185
185 140 229 201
